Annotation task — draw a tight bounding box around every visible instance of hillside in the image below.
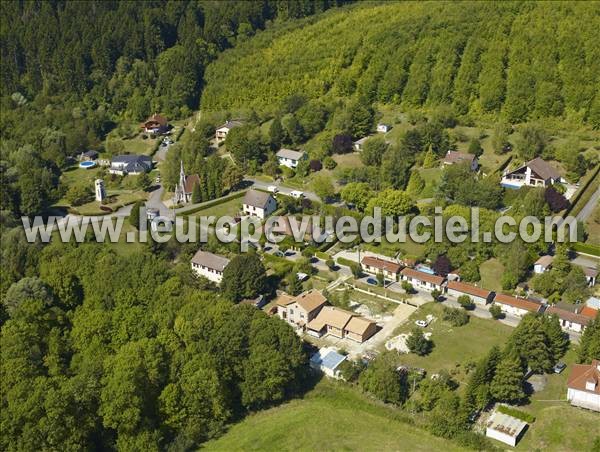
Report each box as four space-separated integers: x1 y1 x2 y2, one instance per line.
201 1 600 125
203 380 467 452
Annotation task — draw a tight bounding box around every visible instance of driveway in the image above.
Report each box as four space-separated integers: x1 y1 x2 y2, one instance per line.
245 177 320 202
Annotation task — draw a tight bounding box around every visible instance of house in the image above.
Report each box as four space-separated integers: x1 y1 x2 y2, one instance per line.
443 151 478 171
534 255 553 274
546 305 592 333
306 305 377 343
276 148 306 169
109 155 153 175
566 360 600 412
215 120 243 143
583 297 600 319
353 136 369 151
173 161 200 204
276 289 328 329
485 411 528 447
79 150 98 161
501 157 563 189
400 268 445 292
377 123 391 133
447 281 494 305
361 256 403 280
142 113 169 134
309 347 347 379
242 189 277 220
493 293 543 317
191 250 230 284
581 266 598 287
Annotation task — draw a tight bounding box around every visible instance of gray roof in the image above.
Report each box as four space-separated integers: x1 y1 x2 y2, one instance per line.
217 120 244 130
191 250 230 271
354 136 369 145
276 148 305 161
243 189 273 208
509 157 561 181
112 154 152 165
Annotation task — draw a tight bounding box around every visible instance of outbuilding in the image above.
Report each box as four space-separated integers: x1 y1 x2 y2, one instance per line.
485 411 528 447
447 281 494 305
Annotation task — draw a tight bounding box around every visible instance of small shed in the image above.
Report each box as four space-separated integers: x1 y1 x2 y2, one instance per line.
485 411 528 447
309 348 347 379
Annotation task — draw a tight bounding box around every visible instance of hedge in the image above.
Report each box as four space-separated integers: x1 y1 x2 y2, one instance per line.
572 241 600 257
496 405 536 423
564 163 600 218
315 251 330 260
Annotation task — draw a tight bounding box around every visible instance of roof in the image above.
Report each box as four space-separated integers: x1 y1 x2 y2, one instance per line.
243 189 273 209
354 136 369 145
275 293 295 307
494 293 543 312
486 412 528 437
361 256 402 274
508 157 561 181
217 120 243 131
587 297 600 310
308 306 353 331
190 250 230 271
546 306 592 327
447 281 492 299
567 360 600 395
276 148 305 161
82 150 98 157
444 151 476 165
294 289 327 313
184 174 200 193
144 113 168 126
112 154 152 165
535 255 554 267
310 348 346 371
580 306 598 319
582 267 598 278
401 267 445 286
344 316 376 336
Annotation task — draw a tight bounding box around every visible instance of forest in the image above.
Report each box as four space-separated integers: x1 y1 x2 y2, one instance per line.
202 1 600 127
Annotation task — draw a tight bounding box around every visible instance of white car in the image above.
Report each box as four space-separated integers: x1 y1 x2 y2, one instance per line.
267 185 279 193
290 190 304 199
415 320 429 328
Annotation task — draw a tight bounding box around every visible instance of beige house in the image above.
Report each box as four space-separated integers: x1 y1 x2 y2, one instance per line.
215 120 243 143
493 293 543 317
443 151 478 171
567 360 600 412
242 189 277 220
546 305 592 333
361 256 403 280
400 268 445 292
191 250 230 284
276 289 327 329
307 306 377 343
534 255 553 274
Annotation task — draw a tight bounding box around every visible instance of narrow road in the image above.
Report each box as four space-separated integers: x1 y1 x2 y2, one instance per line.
575 185 600 222
244 177 321 202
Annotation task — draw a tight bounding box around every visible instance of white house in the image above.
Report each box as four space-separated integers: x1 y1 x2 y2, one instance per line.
109 155 153 176
353 136 369 151
581 266 598 287
485 411 528 447
377 123 391 133
567 360 600 412
309 347 347 379
443 151 479 171
493 293 543 317
215 120 243 143
400 268 445 292
276 148 306 169
501 157 563 189
242 189 277 220
546 305 592 333
447 281 494 305
190 250 230 284
534 255 553 274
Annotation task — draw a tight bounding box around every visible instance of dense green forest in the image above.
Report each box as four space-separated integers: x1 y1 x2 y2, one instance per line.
202 1 600 126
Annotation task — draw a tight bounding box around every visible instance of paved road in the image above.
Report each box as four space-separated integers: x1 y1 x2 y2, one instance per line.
245 177 320 202
575 185 600 222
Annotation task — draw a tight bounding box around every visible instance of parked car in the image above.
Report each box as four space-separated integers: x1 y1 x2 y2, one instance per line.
366 277 378 286
290 190 304 198
553 362 566 374
415 320 429 328
267 185 279 193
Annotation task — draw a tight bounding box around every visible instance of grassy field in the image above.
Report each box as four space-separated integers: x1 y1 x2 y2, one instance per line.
114 135 159 155
204 379 467 452
479 258 504 293
362 235 426 259
390 302 512 382
514 348 600 451
186 197 242 218
332 152 363 169
585 202 600 246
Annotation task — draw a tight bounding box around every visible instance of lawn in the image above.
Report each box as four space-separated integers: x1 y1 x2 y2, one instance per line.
479 258 505 293
114 134 159 156
332 152 363 169
186 197 242 218
362 235 426 260
514 348 600 451
204 379 467 452
390 302 513 382
418 167 442 198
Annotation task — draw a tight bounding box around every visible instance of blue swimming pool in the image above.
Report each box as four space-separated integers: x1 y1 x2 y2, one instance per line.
79 161 97 169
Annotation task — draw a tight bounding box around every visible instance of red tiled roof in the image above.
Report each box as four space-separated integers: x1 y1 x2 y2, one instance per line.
580 306 598 319
447 281 492 299
362 256 402 274
546 306 592 327
401 268 445 285
494 293 543 312
567 360 600 395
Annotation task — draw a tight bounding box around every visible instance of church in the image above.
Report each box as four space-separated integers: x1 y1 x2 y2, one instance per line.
174 161 200 204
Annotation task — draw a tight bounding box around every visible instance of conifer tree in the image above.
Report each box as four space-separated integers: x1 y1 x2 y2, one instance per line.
491 351 525 403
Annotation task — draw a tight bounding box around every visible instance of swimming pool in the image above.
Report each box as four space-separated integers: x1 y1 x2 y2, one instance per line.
79 160 97 169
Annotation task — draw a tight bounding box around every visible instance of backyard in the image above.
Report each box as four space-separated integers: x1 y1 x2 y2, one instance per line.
478 258 505 293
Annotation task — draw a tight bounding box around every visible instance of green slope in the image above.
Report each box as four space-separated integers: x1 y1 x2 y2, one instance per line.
203 380 467 451
201 1 600 124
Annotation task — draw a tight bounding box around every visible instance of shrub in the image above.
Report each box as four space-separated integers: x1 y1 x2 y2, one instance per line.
431 289 441 301
457 295 475 310
323 156 337 169
402 281 415 294
489 304 504 319
325 259 335 270
309 159 322 172
442 306 469 326
406 327 433 356
496 405 536 423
